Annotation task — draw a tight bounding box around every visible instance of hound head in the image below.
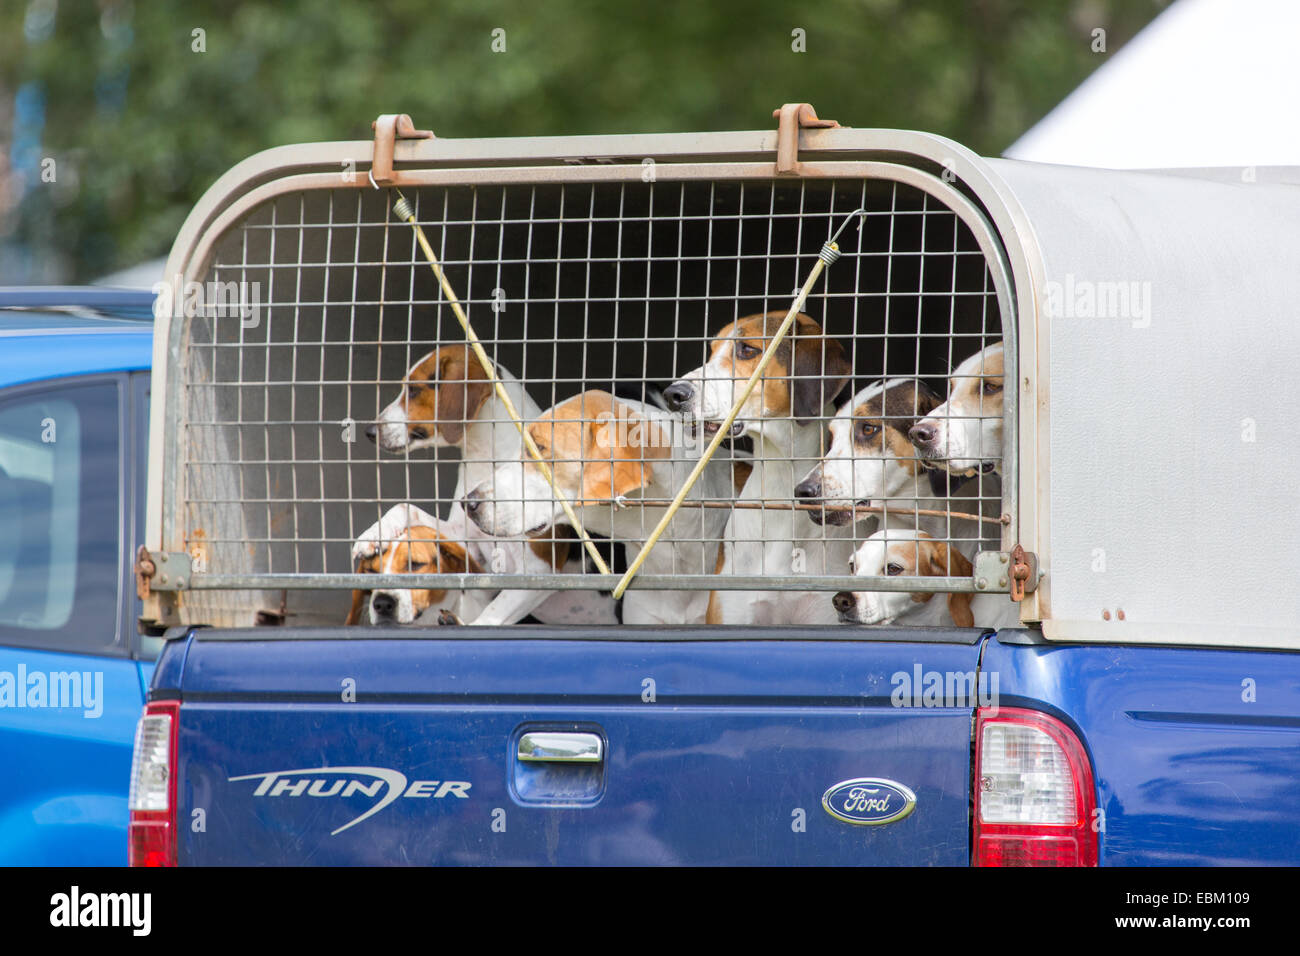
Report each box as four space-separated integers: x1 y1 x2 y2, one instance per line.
795 378 943 525
352 525 480 626
463 390 670 538
663 312 851 440
368 345 494 453
908 342 1004 477
832 530 973 626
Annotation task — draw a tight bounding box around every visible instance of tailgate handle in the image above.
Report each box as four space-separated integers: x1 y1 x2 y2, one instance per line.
518 732 603 764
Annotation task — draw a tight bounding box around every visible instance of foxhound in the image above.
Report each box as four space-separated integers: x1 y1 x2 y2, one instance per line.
794 377 997 554
662 311 854 626
346 522 481 626
462 389 739 625
794 378 943 527
909 341 1005 477
832 529 1019 628
355 345 618 626
347 513 621 626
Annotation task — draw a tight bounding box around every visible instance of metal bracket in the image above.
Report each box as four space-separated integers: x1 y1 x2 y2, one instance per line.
369 113 434 186
972 547 1039 601
137 550 193 592
772 103 841 176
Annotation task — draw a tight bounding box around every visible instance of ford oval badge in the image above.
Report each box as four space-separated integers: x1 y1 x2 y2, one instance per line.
821 778 917 826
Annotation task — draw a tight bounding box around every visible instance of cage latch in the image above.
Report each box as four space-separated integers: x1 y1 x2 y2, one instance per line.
369 113 434 186
973 546 1039 601
772 103 841 176
134 546 155 601
1010 545 1038 602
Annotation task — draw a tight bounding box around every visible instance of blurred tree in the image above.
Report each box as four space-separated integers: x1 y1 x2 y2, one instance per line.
0 0 1167 282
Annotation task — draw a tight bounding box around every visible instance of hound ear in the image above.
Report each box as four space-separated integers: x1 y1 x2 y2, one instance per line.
892 380 944 454
948 591 975 628
435 350 493 445
345 590 369 625
529 523 576 569
432 538 471 575
928 541 973 580
928 543 975 627
912 380 944 418
792 329 852 424
731 458 754 495
904 382 946 421
582 410 668 502
346 552 377 624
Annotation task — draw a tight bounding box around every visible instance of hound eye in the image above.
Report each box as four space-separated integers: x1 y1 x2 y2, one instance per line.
856 422 881 441
734 342 761 361
847 557 857 574
981 380 1002 395
407 382 427 396
885 563 904 576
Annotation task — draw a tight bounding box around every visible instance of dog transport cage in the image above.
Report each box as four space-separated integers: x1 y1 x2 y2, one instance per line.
141 107 1300 649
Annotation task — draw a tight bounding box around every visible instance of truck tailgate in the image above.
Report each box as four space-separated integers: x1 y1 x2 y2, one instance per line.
166 627 986 865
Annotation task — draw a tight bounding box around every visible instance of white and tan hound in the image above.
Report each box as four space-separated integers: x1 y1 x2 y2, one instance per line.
663 311 854 626
909 341 1005 478
795 378 943 527
832 529 1018 628
795 377 996 554
347 513 620 626
463 390 739 625
346 522 481 626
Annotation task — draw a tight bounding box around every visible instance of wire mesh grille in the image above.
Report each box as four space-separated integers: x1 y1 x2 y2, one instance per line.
182 175 1008 626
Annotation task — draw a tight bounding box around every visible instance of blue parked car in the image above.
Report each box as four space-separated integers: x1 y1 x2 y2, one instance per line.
0 287 155 865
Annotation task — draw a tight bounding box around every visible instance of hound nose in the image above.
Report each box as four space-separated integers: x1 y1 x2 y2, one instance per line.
365 423 378 443
909 422 937 448
663 381 693 412
794 477 822 500
832 591 856 613
462 489 483 518
371 593 396 617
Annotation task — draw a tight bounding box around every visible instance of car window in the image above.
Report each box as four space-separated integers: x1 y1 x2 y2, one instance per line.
0 380 121 654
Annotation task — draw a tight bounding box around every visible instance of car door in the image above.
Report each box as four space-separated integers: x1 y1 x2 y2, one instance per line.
0 373 147 864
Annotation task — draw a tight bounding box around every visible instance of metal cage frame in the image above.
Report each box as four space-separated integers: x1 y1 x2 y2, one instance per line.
142 118 1044 630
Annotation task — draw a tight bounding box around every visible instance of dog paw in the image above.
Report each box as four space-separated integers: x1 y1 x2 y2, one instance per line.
437 610 464 626
351 527 383 563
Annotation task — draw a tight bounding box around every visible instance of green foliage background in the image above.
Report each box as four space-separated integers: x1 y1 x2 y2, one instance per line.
0 0 1167 282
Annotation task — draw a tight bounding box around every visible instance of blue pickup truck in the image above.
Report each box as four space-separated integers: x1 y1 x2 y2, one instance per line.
127 114 1300 866
0 287 156 865
139 627 1300 866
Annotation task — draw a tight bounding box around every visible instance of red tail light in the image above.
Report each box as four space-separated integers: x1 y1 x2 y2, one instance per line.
973 707 1098 867
128 699 179 867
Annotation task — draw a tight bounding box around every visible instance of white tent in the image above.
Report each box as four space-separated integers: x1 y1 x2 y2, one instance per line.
1005 0 1300 168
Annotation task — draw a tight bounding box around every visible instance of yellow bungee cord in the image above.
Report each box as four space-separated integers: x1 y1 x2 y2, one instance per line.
391 191 611 576
612 208 867 600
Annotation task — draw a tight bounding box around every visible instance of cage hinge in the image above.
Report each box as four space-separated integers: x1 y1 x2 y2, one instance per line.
369 113 434 187
134 546 154 600
772 103 841 176
972 546 1039 601
136 549 192 594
